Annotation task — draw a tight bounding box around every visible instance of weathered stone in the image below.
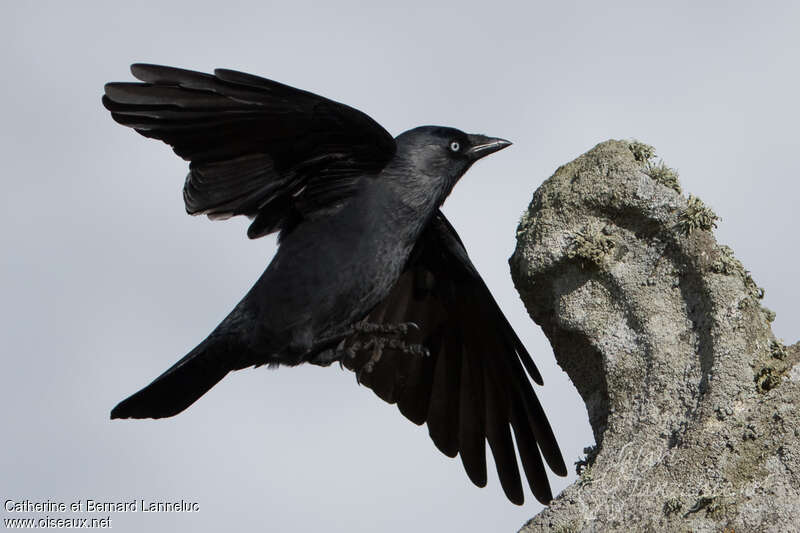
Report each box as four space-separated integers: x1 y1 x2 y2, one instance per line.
511 140 800 532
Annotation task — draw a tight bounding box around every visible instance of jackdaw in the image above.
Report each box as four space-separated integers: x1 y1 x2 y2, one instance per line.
102 64 567 504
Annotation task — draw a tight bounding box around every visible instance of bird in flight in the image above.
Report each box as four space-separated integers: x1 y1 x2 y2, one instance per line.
103 64 566 504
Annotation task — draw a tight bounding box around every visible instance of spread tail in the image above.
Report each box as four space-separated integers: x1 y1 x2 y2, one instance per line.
110 336 232 419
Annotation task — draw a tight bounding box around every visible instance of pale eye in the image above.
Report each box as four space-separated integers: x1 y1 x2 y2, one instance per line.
449 141 460 152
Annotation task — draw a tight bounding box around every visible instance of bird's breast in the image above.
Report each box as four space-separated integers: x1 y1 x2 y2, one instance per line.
255 196 419 346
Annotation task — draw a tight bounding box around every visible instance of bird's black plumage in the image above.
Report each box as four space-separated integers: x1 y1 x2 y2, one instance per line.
104 64 566 505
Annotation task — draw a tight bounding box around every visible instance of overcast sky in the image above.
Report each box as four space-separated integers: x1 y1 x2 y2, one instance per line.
2 1 799 532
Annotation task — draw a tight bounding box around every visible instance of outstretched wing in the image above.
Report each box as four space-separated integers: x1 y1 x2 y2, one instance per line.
103 64 396 239
343 211 567 505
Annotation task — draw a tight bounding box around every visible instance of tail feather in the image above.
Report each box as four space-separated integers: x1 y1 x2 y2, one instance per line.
110 336 231 419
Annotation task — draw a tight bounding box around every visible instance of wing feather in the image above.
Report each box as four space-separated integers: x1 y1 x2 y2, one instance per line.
103 64 396 238
343 211 566 505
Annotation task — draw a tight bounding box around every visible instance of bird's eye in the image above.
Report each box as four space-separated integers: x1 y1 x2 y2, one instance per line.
449 141 460 152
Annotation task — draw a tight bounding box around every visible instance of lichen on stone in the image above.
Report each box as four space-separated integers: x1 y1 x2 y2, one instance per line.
743 273 765 301
771 340 787 360
577 467 594 486
713 245 769 313
684 495 715 517
705 496 737 519
755 367 781 392
645 160 682 193
663 498 683 517
628 139 656 162
552 522 581 533
679 194 719 235
575 445 599 475
711 245 744 276
567 223 615 267
753 341 794 394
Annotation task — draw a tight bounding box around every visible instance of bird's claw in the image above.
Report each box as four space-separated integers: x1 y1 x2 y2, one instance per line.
342 328 429 379
352 321 420 336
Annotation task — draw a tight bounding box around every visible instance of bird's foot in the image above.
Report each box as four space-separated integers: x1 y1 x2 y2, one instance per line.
350 320 420 336
346 336 429 375
309 321 428 370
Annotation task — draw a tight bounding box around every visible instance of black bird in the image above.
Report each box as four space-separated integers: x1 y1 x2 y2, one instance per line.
103 64 566 505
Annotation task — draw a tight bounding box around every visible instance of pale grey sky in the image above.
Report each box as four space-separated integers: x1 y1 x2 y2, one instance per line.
2 1 799 532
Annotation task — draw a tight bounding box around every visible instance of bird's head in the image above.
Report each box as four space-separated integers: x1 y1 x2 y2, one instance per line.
383 126 511 215
394 126 512 186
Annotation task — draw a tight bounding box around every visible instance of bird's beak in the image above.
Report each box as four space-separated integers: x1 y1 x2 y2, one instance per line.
466 134 512 161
